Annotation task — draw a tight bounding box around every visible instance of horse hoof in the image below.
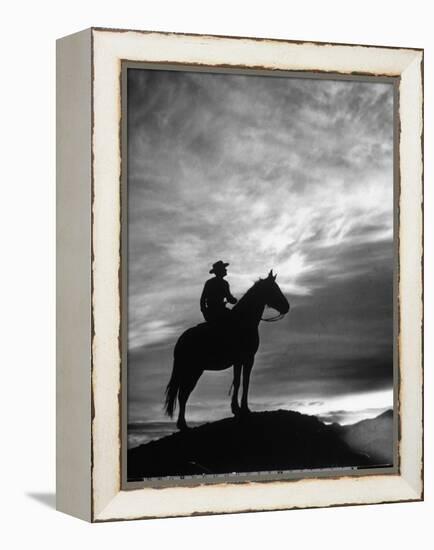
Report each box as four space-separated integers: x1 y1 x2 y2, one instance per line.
231 404 241 416
177 422 189 431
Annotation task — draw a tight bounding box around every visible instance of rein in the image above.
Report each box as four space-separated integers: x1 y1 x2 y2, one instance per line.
260 312 286 322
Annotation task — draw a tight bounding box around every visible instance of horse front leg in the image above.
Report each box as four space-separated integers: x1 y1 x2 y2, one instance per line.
241 357 254 414
231 363 242 416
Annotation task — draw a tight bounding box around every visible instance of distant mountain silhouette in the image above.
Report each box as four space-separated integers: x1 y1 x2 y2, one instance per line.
334 409 394 465
128 409 385 481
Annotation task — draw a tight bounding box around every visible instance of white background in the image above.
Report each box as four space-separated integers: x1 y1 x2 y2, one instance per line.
1 0 432 548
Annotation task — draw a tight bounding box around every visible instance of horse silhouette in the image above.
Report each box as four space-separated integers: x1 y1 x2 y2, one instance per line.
165 270 290 430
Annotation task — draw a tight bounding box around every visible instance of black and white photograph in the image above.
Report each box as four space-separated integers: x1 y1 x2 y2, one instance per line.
4 0 427 538
125 66 396 482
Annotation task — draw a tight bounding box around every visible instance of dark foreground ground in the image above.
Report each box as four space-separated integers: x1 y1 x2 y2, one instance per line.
127 409 393 481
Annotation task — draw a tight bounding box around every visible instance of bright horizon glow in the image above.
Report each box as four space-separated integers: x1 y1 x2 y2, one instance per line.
287 388 394 425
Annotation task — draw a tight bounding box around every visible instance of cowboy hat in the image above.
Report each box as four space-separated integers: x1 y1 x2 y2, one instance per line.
209 260 229 274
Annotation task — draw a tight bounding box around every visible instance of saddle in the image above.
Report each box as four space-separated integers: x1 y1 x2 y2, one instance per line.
196 310 237 352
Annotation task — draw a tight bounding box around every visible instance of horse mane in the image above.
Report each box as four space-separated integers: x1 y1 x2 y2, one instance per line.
232 279 264 311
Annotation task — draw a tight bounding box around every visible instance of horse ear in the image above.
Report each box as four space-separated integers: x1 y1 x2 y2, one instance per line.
268 269 277 281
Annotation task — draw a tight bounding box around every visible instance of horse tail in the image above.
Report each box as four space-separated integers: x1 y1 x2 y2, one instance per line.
165 354 181 417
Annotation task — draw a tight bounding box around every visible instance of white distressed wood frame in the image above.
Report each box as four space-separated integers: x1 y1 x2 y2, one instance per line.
56 27 423 522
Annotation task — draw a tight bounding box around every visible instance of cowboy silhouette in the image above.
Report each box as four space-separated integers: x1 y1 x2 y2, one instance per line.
200 261 237 323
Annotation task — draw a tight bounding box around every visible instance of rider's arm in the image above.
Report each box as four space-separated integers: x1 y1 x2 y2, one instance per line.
225 281 238 304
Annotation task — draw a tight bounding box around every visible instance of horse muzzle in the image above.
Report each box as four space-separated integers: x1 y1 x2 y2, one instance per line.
280 302 290 315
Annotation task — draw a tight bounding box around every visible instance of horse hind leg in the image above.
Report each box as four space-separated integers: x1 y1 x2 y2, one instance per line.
176 387 189 431
176 368 202 431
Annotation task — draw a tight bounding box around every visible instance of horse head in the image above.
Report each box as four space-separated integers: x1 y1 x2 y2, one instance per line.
260 270 290 315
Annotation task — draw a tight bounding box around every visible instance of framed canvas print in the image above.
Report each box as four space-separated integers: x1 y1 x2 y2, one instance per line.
56 28 423 522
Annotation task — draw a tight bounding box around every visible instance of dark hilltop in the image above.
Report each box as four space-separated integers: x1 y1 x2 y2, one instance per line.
128 409 393 481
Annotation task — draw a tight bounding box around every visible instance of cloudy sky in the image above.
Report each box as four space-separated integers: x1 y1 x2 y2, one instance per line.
127 68 395 442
